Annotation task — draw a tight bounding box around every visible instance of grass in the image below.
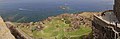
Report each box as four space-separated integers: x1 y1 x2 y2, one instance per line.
16 17 92 39
68 25 91 36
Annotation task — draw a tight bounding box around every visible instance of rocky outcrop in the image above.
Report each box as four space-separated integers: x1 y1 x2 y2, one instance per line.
0 16 15 39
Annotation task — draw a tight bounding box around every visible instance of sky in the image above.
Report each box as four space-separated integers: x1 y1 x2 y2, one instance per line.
0 0 114 3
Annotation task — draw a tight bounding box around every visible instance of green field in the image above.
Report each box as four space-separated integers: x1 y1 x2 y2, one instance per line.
16 15 92 39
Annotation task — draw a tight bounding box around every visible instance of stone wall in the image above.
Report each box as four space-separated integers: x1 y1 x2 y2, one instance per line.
92 15 116 39
92 21 114 39
0 16 15 39
114 0 120 22
6 23 33 39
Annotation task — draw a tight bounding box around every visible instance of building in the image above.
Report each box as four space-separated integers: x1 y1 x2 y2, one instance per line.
92 0 120 39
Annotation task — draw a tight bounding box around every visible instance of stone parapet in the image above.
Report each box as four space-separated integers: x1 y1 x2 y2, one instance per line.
0 16 15 39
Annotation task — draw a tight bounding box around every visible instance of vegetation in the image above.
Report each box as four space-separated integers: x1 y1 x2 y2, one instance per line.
14 12 97 39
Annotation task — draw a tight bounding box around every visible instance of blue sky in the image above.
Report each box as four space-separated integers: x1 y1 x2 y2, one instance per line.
0 0 113 3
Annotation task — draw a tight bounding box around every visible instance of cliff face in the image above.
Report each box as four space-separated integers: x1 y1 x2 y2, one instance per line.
0 16 15 39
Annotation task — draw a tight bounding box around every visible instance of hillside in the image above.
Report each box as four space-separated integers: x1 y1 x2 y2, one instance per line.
13 12 100 39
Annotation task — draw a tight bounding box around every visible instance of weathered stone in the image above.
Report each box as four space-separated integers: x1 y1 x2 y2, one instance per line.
114 0 120 22
92 21 114 39
0 16 15 39
92 0 120 39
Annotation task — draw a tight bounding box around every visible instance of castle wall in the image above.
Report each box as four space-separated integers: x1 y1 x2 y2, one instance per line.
114 0 120 22
92 21 114 39
92 0 120 39
92 16 115 39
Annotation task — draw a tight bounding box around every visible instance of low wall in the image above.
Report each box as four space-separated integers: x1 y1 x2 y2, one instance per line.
6 23 32 39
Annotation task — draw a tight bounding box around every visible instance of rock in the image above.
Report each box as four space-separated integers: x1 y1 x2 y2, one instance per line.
0 16 15 39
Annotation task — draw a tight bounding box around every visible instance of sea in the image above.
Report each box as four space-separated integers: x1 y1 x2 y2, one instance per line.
0 0 114 22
